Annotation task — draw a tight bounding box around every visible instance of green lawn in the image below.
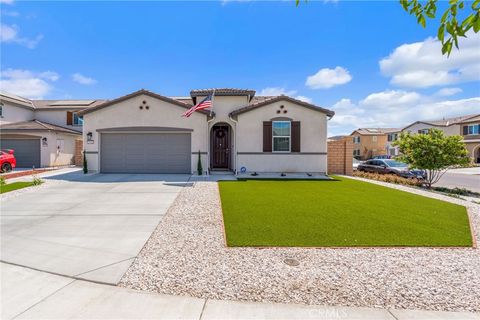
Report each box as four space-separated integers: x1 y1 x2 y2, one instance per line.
0 181 36 194
218 177 473 247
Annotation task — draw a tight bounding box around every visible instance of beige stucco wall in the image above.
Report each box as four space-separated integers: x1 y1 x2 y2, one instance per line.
82 93 208 173
403 123 460 136
35 110 83 132
0 102 34 125
351 133 388 160
235 100 328 173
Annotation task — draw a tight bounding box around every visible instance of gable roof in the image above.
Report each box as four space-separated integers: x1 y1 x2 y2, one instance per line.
228 95 335 118
0 91 35 109
351 128 400 136
402 114 480 131
78 89 212 116
0 120 82 135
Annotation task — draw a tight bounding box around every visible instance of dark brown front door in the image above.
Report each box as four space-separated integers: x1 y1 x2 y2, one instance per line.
211 125 230 169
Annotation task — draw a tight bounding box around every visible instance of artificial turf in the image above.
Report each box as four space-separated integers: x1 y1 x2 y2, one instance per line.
218 176 473 247
0 181 36 194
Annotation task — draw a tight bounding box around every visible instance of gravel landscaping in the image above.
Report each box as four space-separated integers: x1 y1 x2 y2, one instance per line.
120 179 480 312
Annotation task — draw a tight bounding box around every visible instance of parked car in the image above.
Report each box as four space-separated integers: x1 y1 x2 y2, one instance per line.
0 149 16 173
353 158 362 171
357 159 425 179
373 155 391 159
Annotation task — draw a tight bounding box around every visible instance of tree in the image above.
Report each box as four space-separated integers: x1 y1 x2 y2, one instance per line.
295 0 480 56
393 129 470 188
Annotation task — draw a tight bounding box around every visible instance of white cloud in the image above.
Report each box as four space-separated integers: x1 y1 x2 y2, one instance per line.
0 68 59 99
380 31 480 88
328 89 480 136
305 66 352 89
0 0 14 4
295 95 313 103
258 87 296 96
1 10 19 17
258 87 313 103
435 87 462 97
72 73 97 85
0 23 43 49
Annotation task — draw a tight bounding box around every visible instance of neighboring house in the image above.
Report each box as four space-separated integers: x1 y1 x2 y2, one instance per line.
350 128 399 160
79 88 334 174
0 91 106 168
402 114 480 164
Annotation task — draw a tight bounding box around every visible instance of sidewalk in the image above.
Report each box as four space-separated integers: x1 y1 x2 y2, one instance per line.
2 263 478 320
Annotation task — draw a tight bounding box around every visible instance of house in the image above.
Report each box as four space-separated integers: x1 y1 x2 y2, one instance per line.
350 128 399 160
79 88 334 174
0 91 106 168
402 114 480 164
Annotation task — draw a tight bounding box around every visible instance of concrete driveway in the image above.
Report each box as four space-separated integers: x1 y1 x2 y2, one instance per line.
0 171 191 284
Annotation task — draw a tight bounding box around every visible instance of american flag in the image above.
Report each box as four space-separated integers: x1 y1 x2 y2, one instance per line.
182 94 213 117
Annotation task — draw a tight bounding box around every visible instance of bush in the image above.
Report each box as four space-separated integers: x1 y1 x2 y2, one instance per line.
83 152 88 174
32 175 43 186
0 176 5 186
197 150 203 176
353 171 423 187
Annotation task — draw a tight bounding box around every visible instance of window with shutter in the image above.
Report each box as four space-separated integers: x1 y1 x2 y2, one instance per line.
263 121 272 152
291 121 300 152
66 111 73 125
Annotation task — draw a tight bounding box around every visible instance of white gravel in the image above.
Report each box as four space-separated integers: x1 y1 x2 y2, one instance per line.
119 179 480 312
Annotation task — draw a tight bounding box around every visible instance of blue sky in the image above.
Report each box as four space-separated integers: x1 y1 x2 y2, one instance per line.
1 0 479 135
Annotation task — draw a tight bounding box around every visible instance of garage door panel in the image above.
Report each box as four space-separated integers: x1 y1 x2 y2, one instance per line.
0 139 41 168
101 133 191 173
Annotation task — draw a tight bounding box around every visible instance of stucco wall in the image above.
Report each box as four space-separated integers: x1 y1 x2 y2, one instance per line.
351 133 388 160
403 123 460 136
35 110 83 132
0 102 34 125
82 93 208 173
235 100 328 173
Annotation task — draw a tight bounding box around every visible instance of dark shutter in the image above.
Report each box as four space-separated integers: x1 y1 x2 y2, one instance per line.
263 121 272 152
463 126 468 135
66 111 73 125
291 121 301 152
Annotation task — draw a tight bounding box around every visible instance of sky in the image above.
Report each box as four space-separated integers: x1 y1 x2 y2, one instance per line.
1 0 479 136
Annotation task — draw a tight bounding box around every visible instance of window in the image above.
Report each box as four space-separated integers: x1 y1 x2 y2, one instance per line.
72 112 84 126
465 124 480 135
353 149 360 157
418 129 429 134
353 136 361 144
372 136 377 142
272 121 290 152
387 133 397 142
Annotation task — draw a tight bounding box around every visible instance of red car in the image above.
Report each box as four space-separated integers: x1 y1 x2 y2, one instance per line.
0 149 16 173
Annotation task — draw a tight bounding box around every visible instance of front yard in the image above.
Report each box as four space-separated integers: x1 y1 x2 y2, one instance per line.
219 177 473 247
0 181 37 194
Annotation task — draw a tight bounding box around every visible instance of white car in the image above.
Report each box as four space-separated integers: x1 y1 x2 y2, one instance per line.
353 158 362 171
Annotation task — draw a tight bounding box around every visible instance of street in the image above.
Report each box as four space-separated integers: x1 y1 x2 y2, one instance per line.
436 167 480 193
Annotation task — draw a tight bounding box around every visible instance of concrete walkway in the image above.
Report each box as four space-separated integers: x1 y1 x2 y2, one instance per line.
1 263 478 320
1 171 190 284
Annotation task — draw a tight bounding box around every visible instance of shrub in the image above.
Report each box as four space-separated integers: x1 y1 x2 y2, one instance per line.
353 171 423 187
32 175 43 186
0 176 5 186
83 152 88 174
197 150 203 176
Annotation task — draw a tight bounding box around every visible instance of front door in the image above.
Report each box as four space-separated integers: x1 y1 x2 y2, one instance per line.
211 125 230 169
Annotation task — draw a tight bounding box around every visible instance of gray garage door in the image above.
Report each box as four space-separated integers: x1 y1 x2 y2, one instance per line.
100 133 191 173
0 139 41 168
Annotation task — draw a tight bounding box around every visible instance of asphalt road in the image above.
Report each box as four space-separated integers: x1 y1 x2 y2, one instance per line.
436 168 480 193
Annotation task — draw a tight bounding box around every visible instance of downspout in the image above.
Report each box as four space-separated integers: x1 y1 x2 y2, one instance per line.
206 115 215 175
229 114 238 175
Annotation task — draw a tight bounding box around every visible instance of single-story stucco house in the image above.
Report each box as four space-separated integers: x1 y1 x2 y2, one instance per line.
79 88 335 174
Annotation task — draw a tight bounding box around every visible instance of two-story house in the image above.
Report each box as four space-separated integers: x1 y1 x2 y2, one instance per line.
350 128 399 160
0 91 106 168
402 114 480 164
